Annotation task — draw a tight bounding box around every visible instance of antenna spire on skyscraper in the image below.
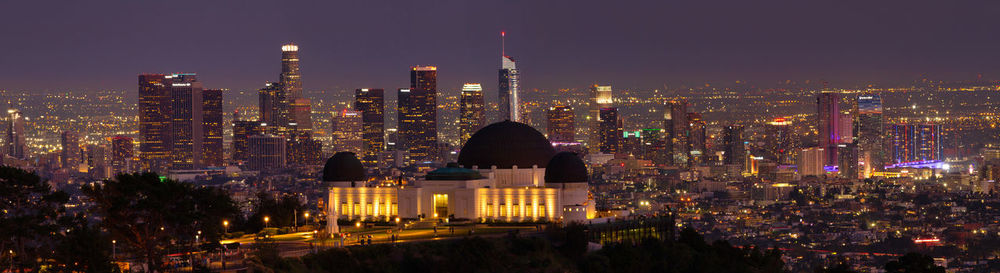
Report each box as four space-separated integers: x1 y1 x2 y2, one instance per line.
501 31 506 57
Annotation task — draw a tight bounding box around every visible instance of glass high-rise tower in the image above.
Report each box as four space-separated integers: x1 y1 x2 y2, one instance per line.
460 83 485 145
355 88 385 166
398 66 438 164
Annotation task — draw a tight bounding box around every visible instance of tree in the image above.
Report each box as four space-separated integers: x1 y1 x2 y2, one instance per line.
884 252 945 273
246 192 306 232
83 173 238 272
0 165 69 272
49 215 119 273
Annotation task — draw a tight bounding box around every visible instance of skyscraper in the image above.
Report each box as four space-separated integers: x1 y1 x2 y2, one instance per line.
855 94 885 172
664 98 689 165
547 105 575 143
247 134 286 171
890 123 942 164
687 112 707 165
354 88 385 166
599 107 622 154
138 74 172 172
764 117 797 165
398 66 438 163
110 135 134 175
86 144 109 180
817 92 841 165
5 109 25 159
202 89 224 167
498 33 520 122
332 109 364 155
60 131 81 170
460 83 486 145
258 81 284 130
168 73 204 170
723 125 745 168
281 43 313 137
589 85 613 153
232 119 264 164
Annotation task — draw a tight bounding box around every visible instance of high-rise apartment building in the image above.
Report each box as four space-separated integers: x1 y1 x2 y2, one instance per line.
332 109 364 155
398 66 438 163
354 88 385 166
547 105 575 143
60 131 81 170
599 107 623 154
460 83 486 145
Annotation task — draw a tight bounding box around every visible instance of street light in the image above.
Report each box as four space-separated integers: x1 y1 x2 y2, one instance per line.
223 220 229 234
112 240 116 260
264 216 270 229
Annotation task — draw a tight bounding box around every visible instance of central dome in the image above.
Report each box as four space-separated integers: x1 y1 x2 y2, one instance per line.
458 121 556 169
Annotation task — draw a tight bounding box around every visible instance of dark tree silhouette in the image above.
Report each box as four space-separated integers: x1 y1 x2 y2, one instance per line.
884 253 945 273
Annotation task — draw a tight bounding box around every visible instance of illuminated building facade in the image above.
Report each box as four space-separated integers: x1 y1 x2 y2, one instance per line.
546 105 574 143
354 88 385 166
398 66 438 164
599 107 622 154
798 147 826 177
138 74 172 172
855 94 885 171
258 82 284 132
201 89 224 167
589 85 613 153
168 73 204 170
664 98 689 165
5 109 25 159
890 124 942 164
332 109 364 155
326 121 592 232
460 83 485 145
499 54 520 122
764 117 797 165
60 131 80 170
817 92 841 165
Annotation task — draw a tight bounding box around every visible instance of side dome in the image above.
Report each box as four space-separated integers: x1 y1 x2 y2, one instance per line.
457 121 556 169
545 152 589 183
322 152 366 182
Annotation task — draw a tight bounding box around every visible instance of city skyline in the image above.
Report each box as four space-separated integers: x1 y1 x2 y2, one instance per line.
2 1 1000 95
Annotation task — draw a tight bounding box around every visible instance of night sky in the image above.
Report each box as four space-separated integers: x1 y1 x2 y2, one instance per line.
1 0 998 94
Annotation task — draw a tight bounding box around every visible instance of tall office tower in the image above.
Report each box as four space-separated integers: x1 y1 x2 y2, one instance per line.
589 85 613 153
837 143 860 179
855 94 885 171
139 74 172 172
281 43 302 100
687 112 707 165
890 124 942 164
765 117 797 165
355 88 385 166
258 82 284 130
498 33 520 122
247 134 286 171
60 131 81 170
168 73 204 170
547 105 575 143
398 66 438 163
817 92 841 165
598 107 623 154
838 112 854 144
86 144 110 180
289 97 313 139
110 135 134 175
664 99 689 165
798 147 826 177
723 125 745 168
332 109 364 154
460 83 486 145
201 89 224 167
5 109 26 159
232 119 264 164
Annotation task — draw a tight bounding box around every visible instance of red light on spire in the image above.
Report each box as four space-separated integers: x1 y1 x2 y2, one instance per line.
501 31 505 37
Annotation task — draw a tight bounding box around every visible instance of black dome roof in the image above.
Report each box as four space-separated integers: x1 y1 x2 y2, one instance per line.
322 152 366 182
545 152 589 183
457 121 556 169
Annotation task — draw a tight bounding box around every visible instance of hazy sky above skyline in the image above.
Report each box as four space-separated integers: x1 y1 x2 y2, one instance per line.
1 0 998 96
